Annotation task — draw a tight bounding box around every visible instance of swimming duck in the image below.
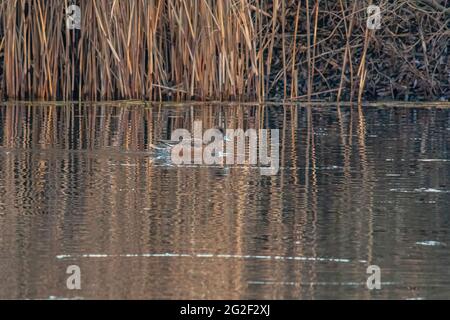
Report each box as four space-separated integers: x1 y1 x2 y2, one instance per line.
148 127 231 161
150 127 230 151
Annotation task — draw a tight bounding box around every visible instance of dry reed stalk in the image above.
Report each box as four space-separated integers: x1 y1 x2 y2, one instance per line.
290 0 302 100
0 0 448 102
305 0 312 100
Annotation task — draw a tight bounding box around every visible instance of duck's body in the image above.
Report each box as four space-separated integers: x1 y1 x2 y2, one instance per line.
148 127 231 164
148 139 205 164
150 127 229 151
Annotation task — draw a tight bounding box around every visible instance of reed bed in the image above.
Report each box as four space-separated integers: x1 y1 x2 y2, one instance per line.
0 0 448 102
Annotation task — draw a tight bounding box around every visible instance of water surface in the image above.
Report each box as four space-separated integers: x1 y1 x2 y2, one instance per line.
0 103 449 299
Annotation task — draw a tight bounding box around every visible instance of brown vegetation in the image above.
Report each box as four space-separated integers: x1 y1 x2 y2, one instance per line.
0 0 448 102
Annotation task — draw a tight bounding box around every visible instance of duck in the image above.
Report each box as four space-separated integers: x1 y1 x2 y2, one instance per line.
150 127 231 151
148 127 231 161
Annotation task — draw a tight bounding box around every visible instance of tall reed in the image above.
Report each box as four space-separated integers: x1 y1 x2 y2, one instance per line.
0 0 448 101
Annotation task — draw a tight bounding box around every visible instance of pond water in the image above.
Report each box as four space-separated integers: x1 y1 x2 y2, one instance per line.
0 103 449 299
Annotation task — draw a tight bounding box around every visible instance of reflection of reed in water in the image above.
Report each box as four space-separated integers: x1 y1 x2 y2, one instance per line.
0 103 449 299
